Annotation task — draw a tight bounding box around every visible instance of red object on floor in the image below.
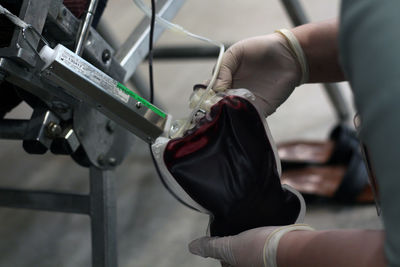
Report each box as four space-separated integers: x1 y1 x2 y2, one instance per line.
63 0 89 18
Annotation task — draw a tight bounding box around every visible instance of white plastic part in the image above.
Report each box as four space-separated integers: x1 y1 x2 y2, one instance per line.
40 44 81 71
39 45 57 69
132 0 225 137
39 44 74 70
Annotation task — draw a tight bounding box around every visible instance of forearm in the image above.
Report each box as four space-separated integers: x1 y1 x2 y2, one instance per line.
277 229 386 267
291 19 345 83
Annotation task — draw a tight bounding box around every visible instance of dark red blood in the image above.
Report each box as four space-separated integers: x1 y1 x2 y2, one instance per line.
164 96 300 236
64 0 89 18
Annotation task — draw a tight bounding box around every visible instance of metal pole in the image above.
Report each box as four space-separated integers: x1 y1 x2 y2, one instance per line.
0 188 89 214
150 45 231 60
0 119 29 139
322 83 351 122
280 0 309 25
89 166 118 267
75 0 100 55
280 0 350 122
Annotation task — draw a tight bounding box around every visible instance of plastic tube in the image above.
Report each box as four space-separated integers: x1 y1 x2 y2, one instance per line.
132 0 225 137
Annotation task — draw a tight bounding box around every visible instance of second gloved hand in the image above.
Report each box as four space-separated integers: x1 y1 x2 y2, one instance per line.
214 32 307 116
189 224 314 267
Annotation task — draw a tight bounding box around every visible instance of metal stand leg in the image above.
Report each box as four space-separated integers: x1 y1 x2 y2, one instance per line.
0 166 119 266
322 83 351 122
90 166 118 267
280 0 350 122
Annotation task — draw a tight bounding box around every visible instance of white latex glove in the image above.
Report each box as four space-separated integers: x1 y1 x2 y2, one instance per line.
213 30 308 117
189 224 313 267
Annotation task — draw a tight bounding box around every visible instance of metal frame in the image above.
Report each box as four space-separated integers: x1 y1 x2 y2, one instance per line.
0 0 186 266
0 0 53 67
89 166 118 267
115 0 185 83
0 167 117 267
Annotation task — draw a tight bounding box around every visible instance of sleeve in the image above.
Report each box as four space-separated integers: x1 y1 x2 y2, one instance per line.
339 1 400 266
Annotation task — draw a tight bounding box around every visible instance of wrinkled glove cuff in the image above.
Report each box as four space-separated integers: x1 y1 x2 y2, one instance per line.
275 29 309 85
263 224 314 267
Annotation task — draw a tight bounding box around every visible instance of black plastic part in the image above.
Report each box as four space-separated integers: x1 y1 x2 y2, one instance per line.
0 81 23 118
23 140 48 154
71 145 91 167
51 138 74 155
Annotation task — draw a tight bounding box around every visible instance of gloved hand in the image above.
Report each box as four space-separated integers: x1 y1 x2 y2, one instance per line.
213 31 308 117
189 224 313 267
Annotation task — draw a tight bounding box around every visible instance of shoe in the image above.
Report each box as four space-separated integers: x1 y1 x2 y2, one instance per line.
280 145 374 204
279 124 374 204
152 89 305 236
278 124 361 168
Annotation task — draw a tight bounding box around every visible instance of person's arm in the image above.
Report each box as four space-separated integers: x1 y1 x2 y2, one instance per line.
291 19 345 83
278 229 386 267
189 225 386 267
211 18 344 117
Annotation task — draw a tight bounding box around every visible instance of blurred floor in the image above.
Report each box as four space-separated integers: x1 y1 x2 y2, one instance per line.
0 0 382 266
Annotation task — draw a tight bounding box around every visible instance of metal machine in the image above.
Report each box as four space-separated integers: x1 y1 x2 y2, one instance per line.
0 0 183 266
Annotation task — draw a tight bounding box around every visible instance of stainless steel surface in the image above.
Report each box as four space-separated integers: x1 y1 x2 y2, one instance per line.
115 0 186 82
62 127 80 152
46 2 80 45
83 27 127 82
75 0 99 55
96 19 119 49
46 2 126 82
73 104 134 168
41 45 167 142
0 58 78 121
97 20 154 106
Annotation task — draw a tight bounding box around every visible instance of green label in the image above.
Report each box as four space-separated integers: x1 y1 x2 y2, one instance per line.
117 83 166 118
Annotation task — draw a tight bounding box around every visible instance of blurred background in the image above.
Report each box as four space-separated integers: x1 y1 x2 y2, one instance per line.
0 0 382 266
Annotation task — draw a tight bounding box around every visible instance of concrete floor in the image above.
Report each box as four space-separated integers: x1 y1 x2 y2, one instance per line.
0 0 382 266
